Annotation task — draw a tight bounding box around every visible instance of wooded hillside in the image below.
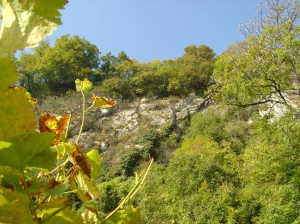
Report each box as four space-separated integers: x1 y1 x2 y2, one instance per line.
1 0 300 223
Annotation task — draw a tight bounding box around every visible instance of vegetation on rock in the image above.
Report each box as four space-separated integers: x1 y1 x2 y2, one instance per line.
2 0 300 223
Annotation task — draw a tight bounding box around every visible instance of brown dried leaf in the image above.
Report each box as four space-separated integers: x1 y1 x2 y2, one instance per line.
72 145 91 179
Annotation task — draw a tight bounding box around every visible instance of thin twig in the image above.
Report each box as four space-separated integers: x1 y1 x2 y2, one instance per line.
100 157 154 224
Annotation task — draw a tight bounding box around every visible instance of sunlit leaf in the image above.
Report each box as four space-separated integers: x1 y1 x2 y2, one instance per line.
38 196 70 211
75 78 93 92
0 189 35 224
86 150 101 181
0 131 55 172
84 200 98 214
91 94 116 108
0 0 66 55
0 57 18 91
108 205 142 224
82 78 93 92
75 78 82 92
0 86 36 140
70 170 100 203
81 209 99 223
37 197 82 224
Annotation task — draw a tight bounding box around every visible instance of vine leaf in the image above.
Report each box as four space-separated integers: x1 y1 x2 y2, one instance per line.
86 149 101 181
0 131 55 172
75 78 93 92
0 86 36 140
0 166 22 192
37 197 82 224
72 145 91 178
108 205 142 224
91 94 116 108
70 170 100 203
0 57 18 91
0 189 35 224
39 112 70 145
0 0 66 55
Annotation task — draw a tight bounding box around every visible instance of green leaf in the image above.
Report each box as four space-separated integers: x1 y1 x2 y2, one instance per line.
0 57 18 91
51 143 67 159
81 209 99 224
0 166 23 192
86 149 101 181
70 170 100 203
0 132 56 172
0 58 36 141
108 205 142 224
82 78 93 92
38 205 83 224
0 188 35 224
50 183 69 196
37 197 83 223
75 78 93 92
75 78 82 92
0 86 36 140
0 0 66 55
38 196 69 211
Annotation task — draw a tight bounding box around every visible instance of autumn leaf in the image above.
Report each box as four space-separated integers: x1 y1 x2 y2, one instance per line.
39 112 70 145
91 94 116 108
72 145 91 179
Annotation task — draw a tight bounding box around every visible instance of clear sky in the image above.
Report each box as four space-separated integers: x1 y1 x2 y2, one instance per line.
47 0 260 62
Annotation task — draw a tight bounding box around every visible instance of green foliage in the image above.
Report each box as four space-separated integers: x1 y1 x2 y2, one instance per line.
17 35 100 96
238 116 300 223
188 110 228 144
118 149 141 177
138 135 238 223
138 129 160 159
97 180 123 214
210 21 300 110
172 45 215 95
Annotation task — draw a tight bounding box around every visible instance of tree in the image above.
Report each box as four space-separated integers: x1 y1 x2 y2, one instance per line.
133 59 171 97
239 0 300 38
15 51 40 93
101 57 139 100
236 116 300 223
210 0 300 113
98 52 118 80
170 45 215 95
17 34 100 95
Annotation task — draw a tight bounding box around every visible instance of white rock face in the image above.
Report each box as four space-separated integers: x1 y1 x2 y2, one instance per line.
109 94 208 137
72 94 209 152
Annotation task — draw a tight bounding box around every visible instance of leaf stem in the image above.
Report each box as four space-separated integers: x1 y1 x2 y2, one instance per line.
39 204 69 223
76 90 86 144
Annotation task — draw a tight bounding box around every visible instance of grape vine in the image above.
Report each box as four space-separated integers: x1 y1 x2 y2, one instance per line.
0 1 152 223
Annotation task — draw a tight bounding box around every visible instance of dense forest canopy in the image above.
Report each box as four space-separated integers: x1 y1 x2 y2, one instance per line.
16 35 215 98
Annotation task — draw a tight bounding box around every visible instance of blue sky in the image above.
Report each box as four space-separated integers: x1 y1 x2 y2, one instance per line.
48 1 260 62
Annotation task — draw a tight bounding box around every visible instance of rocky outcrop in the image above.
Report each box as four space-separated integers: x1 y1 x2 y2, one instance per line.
67 94 210 164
